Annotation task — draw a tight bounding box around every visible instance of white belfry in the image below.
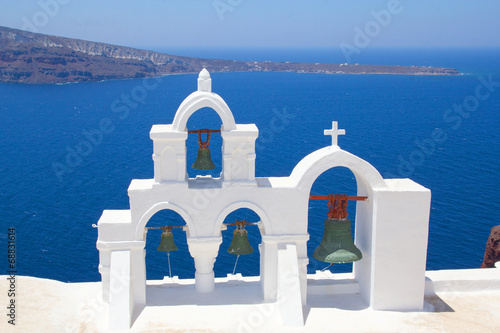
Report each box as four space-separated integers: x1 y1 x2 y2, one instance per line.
96 70 432 330
324 121 345 146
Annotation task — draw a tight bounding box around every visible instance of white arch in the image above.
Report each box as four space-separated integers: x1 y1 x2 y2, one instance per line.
135 202 195 240
213 201 272 236
171 91 236 131
289 147 387 194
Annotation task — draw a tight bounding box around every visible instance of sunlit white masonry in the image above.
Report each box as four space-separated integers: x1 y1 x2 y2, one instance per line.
96 69 432 330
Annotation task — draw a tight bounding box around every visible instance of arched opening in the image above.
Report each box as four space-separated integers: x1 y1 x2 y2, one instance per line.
186 107 223 179
307 166 359 274
144 209 193 280
214 208 262 278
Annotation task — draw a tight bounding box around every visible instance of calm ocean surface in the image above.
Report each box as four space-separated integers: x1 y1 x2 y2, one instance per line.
1 48 499 282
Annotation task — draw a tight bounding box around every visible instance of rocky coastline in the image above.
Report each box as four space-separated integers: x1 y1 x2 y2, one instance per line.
0 26 460 84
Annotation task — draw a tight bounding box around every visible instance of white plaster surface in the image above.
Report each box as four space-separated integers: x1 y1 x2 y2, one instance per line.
108 250 132 330
95 69 433 329
2 269 500 333
277 244 304 326
425 267 500 294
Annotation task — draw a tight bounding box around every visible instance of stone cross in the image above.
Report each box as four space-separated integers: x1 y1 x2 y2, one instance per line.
324 121 345 146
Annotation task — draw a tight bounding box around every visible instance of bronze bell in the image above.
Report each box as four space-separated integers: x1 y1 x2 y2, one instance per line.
157 230 178 253
313 218 362 264
192 129 216 170
227 229 254 255
192 147 216 170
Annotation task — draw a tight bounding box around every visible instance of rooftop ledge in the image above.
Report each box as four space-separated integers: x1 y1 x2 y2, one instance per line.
2 267 499 333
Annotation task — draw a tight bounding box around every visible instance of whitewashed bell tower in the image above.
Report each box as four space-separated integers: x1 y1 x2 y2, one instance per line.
96 69 431 330
151 68 258 184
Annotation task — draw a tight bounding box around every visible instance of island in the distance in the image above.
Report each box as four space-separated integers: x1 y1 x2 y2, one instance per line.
0 26 460 84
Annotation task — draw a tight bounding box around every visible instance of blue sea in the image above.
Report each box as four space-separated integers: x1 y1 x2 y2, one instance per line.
1 48 499 282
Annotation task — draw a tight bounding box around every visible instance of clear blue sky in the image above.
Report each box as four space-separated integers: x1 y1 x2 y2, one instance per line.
1 0 499 50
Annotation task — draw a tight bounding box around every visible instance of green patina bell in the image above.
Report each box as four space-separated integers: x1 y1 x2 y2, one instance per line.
227 229 254 255
313 218 362 264
192 147 216 170
157 230 178 252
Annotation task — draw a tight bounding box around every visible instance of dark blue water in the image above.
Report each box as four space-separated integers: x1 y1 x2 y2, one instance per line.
1 49 499 282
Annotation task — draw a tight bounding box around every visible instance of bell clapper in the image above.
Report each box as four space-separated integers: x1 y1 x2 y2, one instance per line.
232 255 240 275
321 263 333 272
168 252 172 278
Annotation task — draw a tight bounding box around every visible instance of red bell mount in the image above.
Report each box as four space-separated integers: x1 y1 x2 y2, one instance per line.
224 219 257 230
188 129 221 148
146 226 184 231
309 194 367 219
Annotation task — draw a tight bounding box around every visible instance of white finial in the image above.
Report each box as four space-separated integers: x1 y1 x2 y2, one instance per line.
324 121 345 147
198 68 212 92
199 68 210 79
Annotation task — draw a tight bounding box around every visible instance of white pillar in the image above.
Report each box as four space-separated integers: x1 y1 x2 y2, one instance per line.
187 236 222 293
150 125 188 183
370 179 431 310
131 247 147 307
260 235 309 303
297 258 309 305
277 244 304 327
353 190 373 306
108 250 132 330
97 248 111 302
97 240 146 330
220 124 258 184
260 238 278 301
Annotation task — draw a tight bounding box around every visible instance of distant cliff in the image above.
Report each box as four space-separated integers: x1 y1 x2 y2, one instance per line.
0 26 460 84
